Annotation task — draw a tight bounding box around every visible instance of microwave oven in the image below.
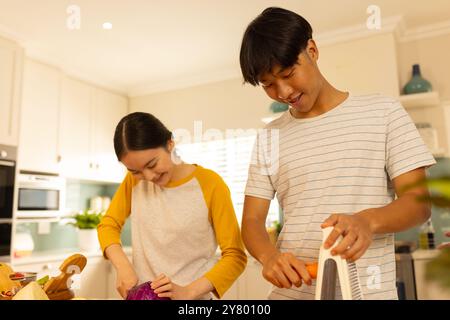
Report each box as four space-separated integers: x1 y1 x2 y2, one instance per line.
16 173 66 218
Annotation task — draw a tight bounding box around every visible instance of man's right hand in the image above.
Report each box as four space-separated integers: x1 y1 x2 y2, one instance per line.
261 251 312 288
116 266 139 299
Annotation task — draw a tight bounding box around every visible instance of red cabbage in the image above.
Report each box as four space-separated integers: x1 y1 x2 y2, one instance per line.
126 281 170 300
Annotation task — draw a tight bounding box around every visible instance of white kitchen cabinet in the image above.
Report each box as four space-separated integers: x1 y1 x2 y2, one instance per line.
105 253 132 300
59 77 92 179
215 256 272 300
412 249 443 300
12 255 110 299
59 78 127 183
91 88 128 183
221 276 240 300
76 256 108 299
240 258 272 300
18 59 61 173
0 36 23 146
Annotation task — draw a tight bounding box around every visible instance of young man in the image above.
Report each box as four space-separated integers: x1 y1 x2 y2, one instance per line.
240 7 435 300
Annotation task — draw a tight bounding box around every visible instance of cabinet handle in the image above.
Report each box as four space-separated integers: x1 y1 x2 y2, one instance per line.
89 162 93 169
96 163 99 169
57 155 62 163
42 263 53 270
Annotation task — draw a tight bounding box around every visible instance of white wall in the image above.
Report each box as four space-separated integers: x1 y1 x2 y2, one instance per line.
319 33 399 98
130 78 273 135
130 33 400 135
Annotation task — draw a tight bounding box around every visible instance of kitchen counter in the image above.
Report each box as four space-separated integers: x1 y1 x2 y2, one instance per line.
11 246 133 266
11 246 248 267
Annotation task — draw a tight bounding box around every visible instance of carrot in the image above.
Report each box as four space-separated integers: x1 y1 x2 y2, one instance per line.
306 262 318 279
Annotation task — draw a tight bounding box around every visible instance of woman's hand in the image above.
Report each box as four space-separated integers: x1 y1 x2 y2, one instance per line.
438 231 450 249
261 251 312 289
151 274 194 300
321 211 374 262
116 265 139 299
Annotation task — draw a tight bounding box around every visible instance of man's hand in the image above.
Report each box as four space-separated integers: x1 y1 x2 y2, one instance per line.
151 274 194 300
321 211 374 262
261 251 312 288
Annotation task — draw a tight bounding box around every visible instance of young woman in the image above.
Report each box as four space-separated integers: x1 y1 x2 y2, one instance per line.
97 112 247 300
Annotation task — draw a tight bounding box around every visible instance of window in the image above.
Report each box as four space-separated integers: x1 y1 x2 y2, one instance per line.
176 134 280 225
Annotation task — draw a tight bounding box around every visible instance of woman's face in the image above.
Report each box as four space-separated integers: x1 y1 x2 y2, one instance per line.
121 141 176 186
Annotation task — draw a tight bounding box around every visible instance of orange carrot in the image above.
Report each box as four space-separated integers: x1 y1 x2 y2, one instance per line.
306 262 318 279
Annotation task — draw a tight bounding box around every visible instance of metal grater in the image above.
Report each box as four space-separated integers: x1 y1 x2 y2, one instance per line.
315 227 364 300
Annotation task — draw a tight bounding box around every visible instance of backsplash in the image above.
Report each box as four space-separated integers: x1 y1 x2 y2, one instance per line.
14 157 450 253
395 157 450 247
15 179 132 252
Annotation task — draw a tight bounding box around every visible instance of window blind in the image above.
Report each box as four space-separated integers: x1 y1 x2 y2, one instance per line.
176 134 280 225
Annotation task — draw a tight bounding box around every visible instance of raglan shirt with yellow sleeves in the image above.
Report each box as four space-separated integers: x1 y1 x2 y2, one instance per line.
97 164 247 299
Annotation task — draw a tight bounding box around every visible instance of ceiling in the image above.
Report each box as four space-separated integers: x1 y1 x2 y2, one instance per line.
1 0 450 96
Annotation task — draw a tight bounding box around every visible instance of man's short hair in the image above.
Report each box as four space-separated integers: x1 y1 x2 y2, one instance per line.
239 7 313 86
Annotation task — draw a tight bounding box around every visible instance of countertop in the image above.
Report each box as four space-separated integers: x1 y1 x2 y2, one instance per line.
10 246 244 267
11 246 133 266
11 247 439 267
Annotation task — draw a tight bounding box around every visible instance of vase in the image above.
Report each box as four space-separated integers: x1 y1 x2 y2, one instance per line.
403 64 432 94
78 229 100 252
270 101 289 113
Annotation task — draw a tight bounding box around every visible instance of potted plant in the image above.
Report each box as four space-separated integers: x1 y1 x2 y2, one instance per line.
68 210 104 252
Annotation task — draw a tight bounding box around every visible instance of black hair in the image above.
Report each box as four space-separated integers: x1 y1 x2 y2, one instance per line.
239 7 313 86
113 112 173 160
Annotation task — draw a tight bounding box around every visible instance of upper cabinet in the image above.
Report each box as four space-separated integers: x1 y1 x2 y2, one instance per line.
0 36 24 146
19 59 60 173
59 77 127 183
17 59 128 183
91 88 128 183
59 77 93 179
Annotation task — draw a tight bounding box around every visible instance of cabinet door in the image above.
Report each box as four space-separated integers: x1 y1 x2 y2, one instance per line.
221 277 240 300
0 37 23 146
241 259 272 299
106 254 132 300
75 257 108 299
59 77 92 180
91 88 127 183
19 59 60 173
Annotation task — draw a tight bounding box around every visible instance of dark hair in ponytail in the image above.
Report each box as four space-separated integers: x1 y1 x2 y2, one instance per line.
114 112 173 160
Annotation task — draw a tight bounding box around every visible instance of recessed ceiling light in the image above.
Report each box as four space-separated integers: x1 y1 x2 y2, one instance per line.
102 22 113 30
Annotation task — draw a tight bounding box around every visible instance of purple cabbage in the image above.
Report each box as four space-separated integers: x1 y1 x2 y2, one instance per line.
126 281 170 300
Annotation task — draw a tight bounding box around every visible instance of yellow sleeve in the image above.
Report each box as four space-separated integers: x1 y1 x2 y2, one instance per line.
196 168 248 298
97 172 137 257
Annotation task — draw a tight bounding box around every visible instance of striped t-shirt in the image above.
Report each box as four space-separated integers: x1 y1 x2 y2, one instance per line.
245 93 436 300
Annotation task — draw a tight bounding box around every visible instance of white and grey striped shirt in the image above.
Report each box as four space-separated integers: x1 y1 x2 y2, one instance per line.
245 93 436 300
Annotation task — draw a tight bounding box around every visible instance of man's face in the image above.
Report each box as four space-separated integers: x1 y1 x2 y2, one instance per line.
259 41 322 116
121 141 175 187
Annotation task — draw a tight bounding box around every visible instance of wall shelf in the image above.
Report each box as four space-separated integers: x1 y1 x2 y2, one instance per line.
431 148 447 158
399 92 440 109
261 114 283 124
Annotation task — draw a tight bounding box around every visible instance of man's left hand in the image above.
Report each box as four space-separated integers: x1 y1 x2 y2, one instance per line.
321 211 374 262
